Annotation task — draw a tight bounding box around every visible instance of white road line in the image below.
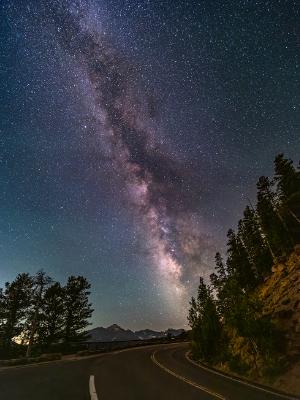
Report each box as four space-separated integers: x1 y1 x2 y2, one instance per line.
151 351 226 400
112 341 181 355
89 375 99 400
185 351 299 400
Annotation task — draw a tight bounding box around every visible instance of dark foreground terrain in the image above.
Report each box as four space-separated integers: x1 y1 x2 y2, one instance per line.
0 343 297 400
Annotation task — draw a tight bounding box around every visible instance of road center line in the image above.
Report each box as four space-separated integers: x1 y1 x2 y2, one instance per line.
89 375 99 400
151 350 226 400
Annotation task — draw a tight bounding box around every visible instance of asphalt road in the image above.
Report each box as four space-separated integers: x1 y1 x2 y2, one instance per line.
0 343 298 400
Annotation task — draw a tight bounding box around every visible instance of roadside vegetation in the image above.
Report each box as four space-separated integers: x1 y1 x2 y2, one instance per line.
188 154 300 381
0 272 93 361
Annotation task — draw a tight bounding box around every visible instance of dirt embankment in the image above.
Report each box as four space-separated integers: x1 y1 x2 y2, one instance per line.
213 247 300 396
259 246 300 395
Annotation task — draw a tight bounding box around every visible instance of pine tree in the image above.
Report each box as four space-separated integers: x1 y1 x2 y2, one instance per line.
226 229 257 290
188 296 198 328
256 176 293 256
210 252 227 307
0 288 6 346
239 206 273 279
215 252 226 280
0 274 33 350
274 154 300 202
188 278 222 362
38 282 65 347
63 276 93 344
274 154 300 242
26 271 52 357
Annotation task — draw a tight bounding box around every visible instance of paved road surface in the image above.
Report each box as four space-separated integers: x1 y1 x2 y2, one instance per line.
0 343 298 400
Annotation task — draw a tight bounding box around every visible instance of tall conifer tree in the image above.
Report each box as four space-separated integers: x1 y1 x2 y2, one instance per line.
63 276 93 344
0 274 33 350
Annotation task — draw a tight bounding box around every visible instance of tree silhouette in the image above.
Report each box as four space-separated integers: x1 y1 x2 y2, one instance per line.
63 276 94 344
257 176 293 257
0 274 33 350
226 229 257 290
38 282 65 347
274 154 300 242
239 206 273 280
0 272 93 358
188 278 222 361
274 154 300 202
25 271 52 357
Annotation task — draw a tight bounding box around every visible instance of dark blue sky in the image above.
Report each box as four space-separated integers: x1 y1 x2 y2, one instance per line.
0 0 299 330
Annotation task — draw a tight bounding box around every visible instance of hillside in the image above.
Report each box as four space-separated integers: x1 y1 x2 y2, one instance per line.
218 247 300 395
259 247 300 394
260 246 300 359
188 153 300 396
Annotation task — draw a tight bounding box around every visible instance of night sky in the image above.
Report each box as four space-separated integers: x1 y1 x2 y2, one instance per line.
1 0 299 330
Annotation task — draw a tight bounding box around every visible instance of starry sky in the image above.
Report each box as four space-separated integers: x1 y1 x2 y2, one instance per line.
0 0 299 330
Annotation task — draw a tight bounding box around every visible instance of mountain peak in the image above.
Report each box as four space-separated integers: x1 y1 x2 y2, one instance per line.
107 324 123 331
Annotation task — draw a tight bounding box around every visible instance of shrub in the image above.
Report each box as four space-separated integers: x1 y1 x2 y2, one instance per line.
228 355 250 375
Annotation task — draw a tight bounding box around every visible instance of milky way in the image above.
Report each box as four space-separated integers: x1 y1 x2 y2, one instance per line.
46 0 213 312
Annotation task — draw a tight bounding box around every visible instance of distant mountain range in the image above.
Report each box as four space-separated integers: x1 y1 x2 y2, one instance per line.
87 324 185 342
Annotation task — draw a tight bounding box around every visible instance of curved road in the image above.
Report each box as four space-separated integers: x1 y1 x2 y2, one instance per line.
0 343 298 400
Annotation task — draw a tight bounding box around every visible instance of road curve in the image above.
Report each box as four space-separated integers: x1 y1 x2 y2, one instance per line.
0 342 298 400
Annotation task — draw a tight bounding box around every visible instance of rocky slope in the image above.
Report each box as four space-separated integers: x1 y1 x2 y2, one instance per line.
259 246 300 359
219 246 300 396
259 246 300 395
